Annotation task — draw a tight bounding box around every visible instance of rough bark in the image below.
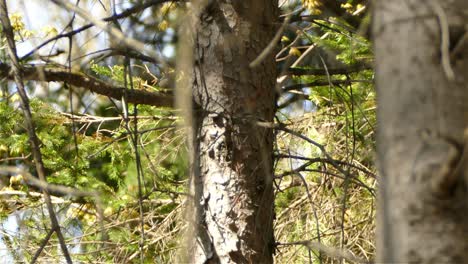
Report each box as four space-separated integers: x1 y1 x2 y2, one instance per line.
374 0 468 262
186 1 278 263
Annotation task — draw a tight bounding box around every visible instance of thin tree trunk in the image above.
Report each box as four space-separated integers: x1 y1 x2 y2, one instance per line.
374 0 468 262
185 1 279 263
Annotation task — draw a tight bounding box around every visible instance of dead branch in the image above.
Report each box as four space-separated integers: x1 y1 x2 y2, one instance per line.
0 62 174 107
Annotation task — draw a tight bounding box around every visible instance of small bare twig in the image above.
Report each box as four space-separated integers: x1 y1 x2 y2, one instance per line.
22 0 175 60
0 165 107 259
250 15 291 67
285 63 372 76
276 240 369 263
0 154 31 163
429 0 455 80
291 32 329 68
0 166 96 198
51 0 168 68
450 30 468 61
31 229 55 264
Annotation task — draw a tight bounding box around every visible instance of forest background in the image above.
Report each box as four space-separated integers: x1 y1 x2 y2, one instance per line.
1 0 388 262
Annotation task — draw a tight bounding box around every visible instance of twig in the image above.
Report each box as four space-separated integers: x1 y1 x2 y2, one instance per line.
31 228 55 263
51 0 168 68
450 31 468 61
0 2 72 263
276 240 369 263
275 154 376 178
428 0 455 80
258 122 355 189
22 0 175 60
352 5 367 16
87 124 176 158
291 32 329 68
0 166 96 198
275 166 375 196
59 112 176 124
122 54 147 263
250 15 291 67
0 165 107 253
286 148 322 263
0 154 30 162
285 63 372 76
339 80 357 258
282 79 372 92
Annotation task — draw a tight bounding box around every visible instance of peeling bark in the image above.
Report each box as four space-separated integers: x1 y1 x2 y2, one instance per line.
374 0 468 262
186 1 278 263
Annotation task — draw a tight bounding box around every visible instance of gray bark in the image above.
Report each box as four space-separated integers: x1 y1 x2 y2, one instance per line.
186 1 278 263
374 0 468 262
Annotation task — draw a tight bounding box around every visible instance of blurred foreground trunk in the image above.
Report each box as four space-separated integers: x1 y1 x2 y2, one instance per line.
374 0 468 262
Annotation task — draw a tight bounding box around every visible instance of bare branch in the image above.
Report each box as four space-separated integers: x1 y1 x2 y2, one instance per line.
282 79 372 92
0 63 174 107
23 0 177 60
31 229 55 264
0 166 96 198
250 15 291 67
50 0 168 68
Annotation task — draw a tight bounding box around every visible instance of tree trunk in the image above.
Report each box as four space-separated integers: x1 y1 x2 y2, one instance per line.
374 0 468 262
186 1 278 263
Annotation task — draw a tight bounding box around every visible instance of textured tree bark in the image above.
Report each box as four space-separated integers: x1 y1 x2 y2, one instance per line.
374 0 468 262
186 1 278 263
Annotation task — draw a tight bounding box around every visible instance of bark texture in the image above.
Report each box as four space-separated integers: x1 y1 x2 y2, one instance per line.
374 0 468 262
187 1 278 263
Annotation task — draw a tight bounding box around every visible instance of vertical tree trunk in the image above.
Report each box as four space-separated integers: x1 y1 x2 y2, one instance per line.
374 0 468 262
186 1 278 263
